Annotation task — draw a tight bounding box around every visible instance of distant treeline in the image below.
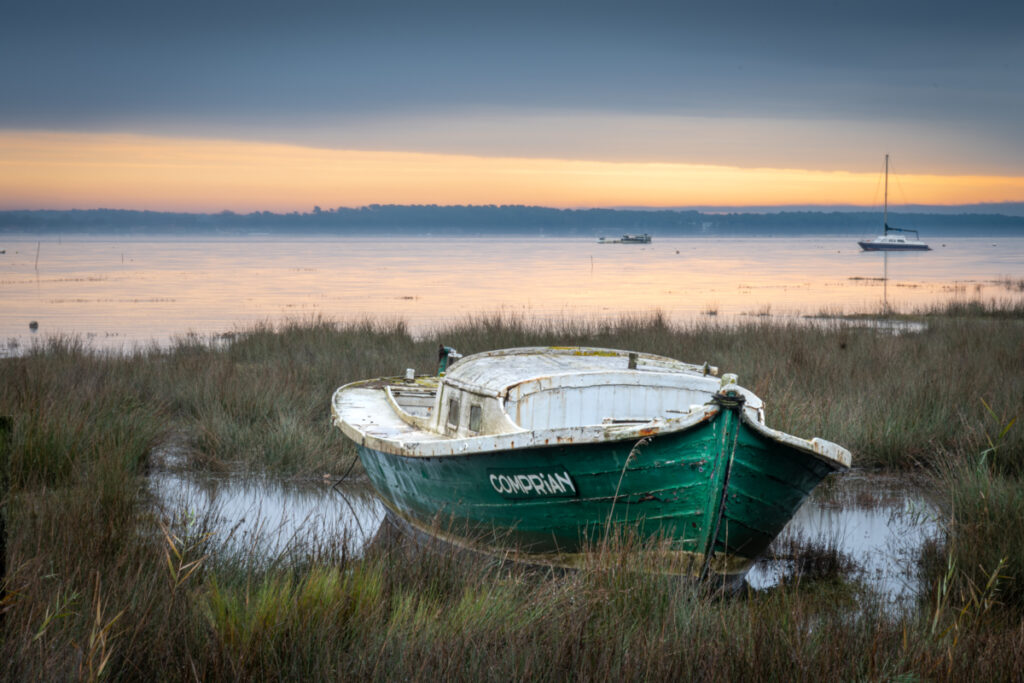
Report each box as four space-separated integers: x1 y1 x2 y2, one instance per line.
2 205 1024 236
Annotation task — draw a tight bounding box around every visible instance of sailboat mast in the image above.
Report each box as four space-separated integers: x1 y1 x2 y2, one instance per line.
883 153 889 230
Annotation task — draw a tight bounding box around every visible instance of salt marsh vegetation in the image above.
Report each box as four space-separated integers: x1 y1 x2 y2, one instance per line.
1 301 1022 679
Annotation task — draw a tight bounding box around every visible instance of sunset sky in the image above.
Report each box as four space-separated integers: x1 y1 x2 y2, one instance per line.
2 0 1023 212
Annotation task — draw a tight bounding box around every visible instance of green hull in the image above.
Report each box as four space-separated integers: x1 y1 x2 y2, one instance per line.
357 406 838 577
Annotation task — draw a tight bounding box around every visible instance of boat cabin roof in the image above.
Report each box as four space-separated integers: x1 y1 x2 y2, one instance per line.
442 346 716 397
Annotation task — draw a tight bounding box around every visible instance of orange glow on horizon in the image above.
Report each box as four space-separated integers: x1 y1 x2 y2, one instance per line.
2 130 1023 211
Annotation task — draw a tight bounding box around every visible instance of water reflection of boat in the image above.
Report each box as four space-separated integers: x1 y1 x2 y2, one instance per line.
858 154 931 251
331 346 850 582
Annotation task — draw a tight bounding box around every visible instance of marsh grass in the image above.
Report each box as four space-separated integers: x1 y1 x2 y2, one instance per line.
2 303 1024 679
920 297 1024 319
5 304 1021 476
12 518 1022 681
927 450 1024 611
4 476 1024 680
758 527 859 585
814 296 1024 322
995 276 1024 292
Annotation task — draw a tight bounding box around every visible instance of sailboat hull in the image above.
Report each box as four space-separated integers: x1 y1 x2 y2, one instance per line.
858 240 931 251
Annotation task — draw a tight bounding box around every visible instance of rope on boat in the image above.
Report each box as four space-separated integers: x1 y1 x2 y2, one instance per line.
332 452 361 488
710 391 746 409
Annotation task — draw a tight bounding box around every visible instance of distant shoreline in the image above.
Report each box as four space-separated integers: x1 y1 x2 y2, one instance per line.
3 205 1024 236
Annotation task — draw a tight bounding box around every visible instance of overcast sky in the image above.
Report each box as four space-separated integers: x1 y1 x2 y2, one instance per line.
2 0 1023 208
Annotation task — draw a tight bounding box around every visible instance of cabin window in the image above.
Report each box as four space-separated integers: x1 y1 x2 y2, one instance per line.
469 404 482 432
447 398 461 428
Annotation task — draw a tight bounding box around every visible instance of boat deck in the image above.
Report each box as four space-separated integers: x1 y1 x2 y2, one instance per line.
333 381 453 446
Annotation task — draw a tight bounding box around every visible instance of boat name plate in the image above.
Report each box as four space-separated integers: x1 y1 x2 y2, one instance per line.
488 466 578 499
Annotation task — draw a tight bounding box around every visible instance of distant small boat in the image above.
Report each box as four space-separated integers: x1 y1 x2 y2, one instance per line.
598 233 652 244
859 154 930 251
331 346 850 582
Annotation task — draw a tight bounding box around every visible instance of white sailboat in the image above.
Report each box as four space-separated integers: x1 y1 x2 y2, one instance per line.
858 154 930 251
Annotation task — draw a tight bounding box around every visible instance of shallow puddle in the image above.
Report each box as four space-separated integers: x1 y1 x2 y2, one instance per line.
747 471 942 604
150 468 941 602
150 472 386 560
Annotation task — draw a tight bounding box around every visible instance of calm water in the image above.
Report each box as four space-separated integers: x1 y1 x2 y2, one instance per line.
3 234 1023 352
748 472 940 604
151 472 386 559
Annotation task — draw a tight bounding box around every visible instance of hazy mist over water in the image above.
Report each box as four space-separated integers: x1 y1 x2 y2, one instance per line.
2 234 1022 353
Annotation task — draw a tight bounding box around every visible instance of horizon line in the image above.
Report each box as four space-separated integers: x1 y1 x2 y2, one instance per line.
4 131 1024 212
3 202 1024 214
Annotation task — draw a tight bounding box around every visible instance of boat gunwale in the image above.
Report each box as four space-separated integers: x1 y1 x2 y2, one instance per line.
331 345 850 469
333 379 851 470
333 380 722 457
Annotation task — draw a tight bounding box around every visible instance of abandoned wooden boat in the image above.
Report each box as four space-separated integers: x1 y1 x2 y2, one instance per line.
331 346 851 580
